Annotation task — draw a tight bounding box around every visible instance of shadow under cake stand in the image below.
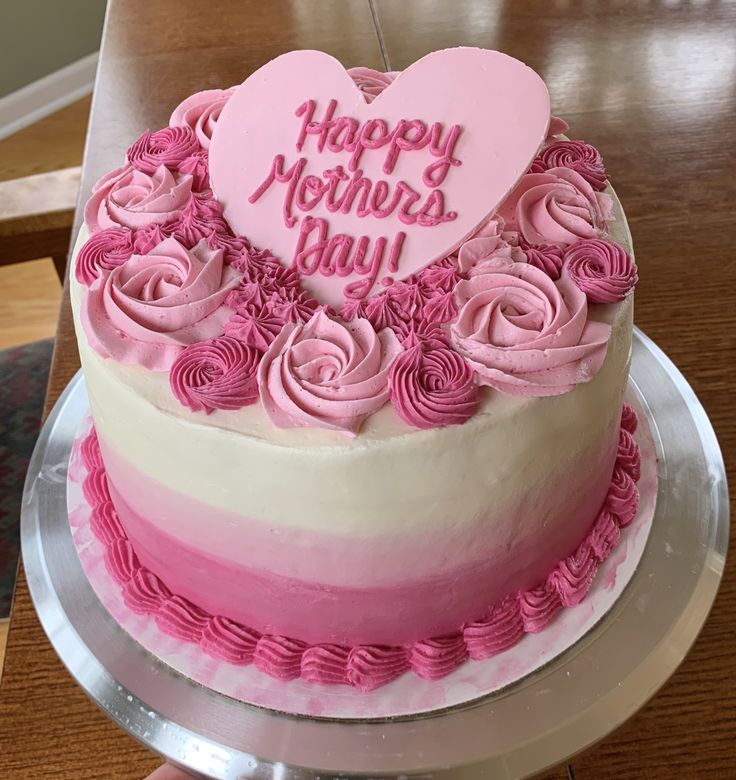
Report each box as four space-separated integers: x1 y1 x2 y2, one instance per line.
22 328 729 779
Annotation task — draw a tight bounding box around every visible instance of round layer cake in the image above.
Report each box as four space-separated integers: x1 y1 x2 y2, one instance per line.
69 48 640 686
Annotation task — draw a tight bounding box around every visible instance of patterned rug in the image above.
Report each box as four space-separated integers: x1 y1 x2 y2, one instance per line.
0 339 53 617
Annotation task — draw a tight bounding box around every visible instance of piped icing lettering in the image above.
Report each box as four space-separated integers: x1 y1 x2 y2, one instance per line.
208 49 552 306
247 99 462 300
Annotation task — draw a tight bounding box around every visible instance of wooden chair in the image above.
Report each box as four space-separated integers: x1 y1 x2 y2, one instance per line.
0 167 81 282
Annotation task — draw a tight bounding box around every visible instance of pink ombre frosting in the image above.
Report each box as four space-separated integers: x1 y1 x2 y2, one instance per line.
78 402 642 690
564 238 638 303
346 66 399 102
169 88 235 149
258 310 402 435
81 237 240 371
169 336 260 413
85 164 193 233
127 127 201 175
390 333 479 429
450 257 611 396
496 167 612 248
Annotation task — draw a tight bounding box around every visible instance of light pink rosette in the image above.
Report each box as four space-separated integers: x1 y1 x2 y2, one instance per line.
457 229 526 278
390 333 479 429
564 239 638 303
169 88 235 149
450 258 611 396
75 227 135 286
169 336 260 413
127 127 200 174
536 140 608 191
258 310 402 435
81 237 240 370
84 164 193 233
347 67 399 102
496 167 612 248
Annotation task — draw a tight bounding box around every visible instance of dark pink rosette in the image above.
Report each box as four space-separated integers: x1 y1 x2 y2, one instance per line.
178 150 210 191
169 336 260 413
521 243 564 280
169 88 235 149
564 238 638 303
81 237 240 370
390 333 479 429
127 127 200 174
85 164 193 233
75 227 135 285
347 67 398 102
536 139 608 191
496 166 612 248
450 257 611 396
258 310 402 436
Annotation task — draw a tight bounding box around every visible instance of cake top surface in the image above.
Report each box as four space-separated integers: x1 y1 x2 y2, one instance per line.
73 47 638 439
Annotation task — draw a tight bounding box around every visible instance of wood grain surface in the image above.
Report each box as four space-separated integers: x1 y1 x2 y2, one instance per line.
1 1 733 778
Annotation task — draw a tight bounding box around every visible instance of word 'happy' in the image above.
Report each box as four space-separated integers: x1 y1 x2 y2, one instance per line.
248 98 463 299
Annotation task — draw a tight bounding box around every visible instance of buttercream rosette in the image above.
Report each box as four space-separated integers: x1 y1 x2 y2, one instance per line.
346 67 399 102
170 336 260 413
169 88 235 149
496 166 612 248
564 238 638 303
76 227 136 286
127 127 201 175
450 257 611 396
81 237 240 371
390 333 479 429
85 164 193 233
258 310 402 435
534 139 608 191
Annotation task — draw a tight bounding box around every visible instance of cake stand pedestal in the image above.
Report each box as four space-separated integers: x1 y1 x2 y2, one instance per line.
21 328 729 779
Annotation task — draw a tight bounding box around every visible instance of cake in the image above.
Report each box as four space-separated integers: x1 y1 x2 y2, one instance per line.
69 48 641 690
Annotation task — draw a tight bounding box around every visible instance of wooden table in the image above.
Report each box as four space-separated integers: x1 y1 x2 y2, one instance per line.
1 1 734 777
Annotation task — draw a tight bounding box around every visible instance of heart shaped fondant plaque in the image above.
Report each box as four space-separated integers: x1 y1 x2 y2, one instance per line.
209 48 550 306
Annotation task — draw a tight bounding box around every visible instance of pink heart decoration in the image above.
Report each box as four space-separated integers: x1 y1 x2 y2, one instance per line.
209 48 550 306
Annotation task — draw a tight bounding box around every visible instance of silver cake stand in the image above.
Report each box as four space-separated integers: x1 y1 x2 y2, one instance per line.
22 328 728 779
